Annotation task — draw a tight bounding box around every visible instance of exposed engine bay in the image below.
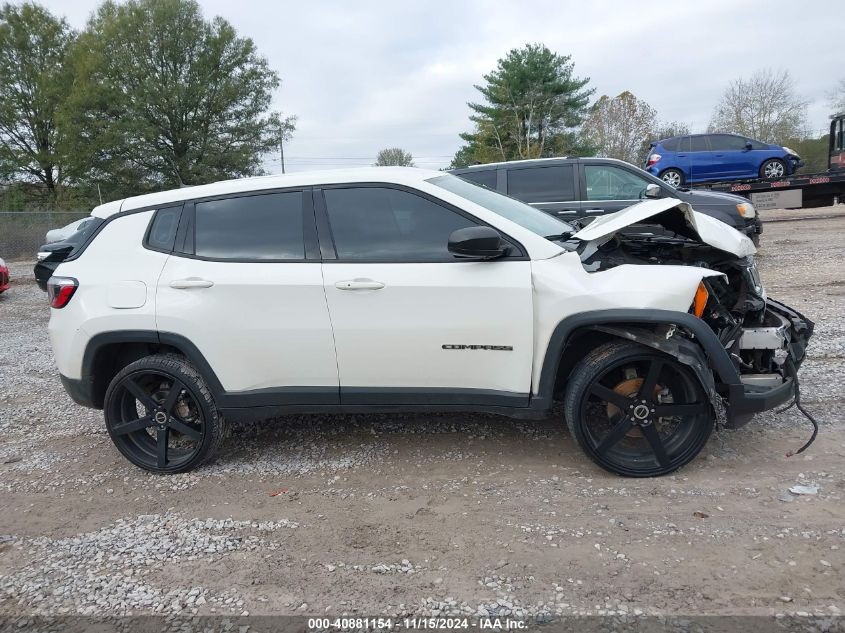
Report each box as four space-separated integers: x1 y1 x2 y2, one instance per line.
567 200 814 396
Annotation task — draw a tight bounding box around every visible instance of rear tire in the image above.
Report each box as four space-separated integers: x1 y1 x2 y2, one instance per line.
760 159 786 179
104 354 226 474
563 341 714 477
659 169 684 188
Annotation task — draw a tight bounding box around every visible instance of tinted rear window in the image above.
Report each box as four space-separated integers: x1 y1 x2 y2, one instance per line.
146 205 182 251
661 138 680 151
194 192 304 260
457 169 497 189
690 136 710 151
507 165 575 203
65 216 106 259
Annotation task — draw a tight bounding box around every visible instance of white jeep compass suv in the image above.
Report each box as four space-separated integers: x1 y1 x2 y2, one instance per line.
47 168 813 477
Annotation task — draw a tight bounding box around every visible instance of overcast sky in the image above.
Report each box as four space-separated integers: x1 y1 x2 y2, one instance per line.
33 0 841 172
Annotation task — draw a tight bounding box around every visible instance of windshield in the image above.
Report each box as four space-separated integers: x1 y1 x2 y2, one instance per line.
427 174 574 239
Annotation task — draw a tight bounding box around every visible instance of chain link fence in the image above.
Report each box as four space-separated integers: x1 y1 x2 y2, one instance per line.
0 211 90 261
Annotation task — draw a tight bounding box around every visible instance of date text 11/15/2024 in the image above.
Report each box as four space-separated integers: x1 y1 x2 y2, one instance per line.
307 617 527 630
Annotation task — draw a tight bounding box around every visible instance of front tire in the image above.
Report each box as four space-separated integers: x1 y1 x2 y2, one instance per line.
563 342 714 477
659 168 684 188
104 354 226 474
760 158 786 179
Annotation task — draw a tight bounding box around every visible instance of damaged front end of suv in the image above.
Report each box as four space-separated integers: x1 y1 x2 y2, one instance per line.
569 198 815 439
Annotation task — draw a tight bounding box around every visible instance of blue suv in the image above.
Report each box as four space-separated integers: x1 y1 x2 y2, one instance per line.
645 133 802 186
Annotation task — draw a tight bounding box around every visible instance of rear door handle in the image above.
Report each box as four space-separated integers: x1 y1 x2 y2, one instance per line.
335 279 385 291
170 278 214 289
585 208 605 214
555 209 578 215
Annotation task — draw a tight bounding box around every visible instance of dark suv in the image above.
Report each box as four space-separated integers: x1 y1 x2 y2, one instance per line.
449 157 762 243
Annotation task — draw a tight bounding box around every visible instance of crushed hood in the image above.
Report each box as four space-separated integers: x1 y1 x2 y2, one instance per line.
572 198 757 258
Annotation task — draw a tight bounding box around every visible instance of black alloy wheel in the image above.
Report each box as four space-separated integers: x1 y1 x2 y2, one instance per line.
564 342 714 477
104 355 225 473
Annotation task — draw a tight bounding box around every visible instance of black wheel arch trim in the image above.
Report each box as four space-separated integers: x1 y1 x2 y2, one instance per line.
535 309 742 409
587 324 718 407
78 330 227 409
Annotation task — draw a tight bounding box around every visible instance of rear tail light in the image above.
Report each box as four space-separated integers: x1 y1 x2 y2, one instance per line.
47 276 78 309
646 153 661 168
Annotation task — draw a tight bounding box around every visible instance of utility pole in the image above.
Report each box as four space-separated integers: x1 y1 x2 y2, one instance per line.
279 122 286 174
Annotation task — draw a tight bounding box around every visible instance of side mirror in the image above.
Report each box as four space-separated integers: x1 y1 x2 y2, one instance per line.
644 183 662 199
745 141 753 150
448 226 508 260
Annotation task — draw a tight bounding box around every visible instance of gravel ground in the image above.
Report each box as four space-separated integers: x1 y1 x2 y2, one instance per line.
1 208 844 622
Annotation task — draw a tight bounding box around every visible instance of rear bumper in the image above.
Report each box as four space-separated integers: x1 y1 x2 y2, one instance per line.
724 298 814 427
60 374 98 408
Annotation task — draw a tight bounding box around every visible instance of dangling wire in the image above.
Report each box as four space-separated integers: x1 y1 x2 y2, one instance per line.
781 358 818 457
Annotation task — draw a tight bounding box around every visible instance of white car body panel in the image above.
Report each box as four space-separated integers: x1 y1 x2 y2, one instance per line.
321 261 533 395
48 211 165 379
572 198 757 258
155 258 338 391
529 253 724 392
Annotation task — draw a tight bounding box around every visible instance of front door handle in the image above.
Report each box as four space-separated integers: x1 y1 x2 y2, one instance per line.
584 208 606 214
335 278 385 291
170 278 214 289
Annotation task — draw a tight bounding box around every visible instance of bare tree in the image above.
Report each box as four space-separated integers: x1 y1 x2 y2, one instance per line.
581 91 657 164
653 120 690 141
709 69 807 143
374 147 414 167
827 78 845 114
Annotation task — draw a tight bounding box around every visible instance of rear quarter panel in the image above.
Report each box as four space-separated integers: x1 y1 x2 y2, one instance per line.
48 211 168 379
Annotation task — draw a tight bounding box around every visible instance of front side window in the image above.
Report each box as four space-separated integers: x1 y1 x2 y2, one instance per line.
323 186 480 261
194 192 304 260
708 135 747 151
584 165 650 201
506 165 575 203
